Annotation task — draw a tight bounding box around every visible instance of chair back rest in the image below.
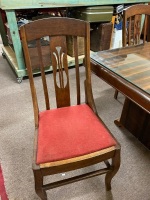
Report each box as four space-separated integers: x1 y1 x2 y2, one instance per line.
20 17 93 127
122 4 150 46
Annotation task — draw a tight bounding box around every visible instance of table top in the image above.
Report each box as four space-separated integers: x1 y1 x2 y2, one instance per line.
91 43 150 96
0 0 150 9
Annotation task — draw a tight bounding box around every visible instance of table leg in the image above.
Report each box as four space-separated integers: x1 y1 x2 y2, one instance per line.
115 98 150 149
114 98 130 127
5 10 26 72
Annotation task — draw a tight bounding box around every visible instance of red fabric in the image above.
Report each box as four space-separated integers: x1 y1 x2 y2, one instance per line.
36 104 116 164
0 165 8 200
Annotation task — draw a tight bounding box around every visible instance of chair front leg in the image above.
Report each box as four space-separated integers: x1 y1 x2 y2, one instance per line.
105 148 121 190
33 169 47 200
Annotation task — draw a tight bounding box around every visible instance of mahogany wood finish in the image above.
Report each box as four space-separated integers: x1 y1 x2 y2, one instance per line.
115 4 150 99
90 42 150 149
114 98 150 148
20 18 120 200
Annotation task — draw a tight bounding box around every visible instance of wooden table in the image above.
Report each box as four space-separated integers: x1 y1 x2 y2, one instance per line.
90 43 150 149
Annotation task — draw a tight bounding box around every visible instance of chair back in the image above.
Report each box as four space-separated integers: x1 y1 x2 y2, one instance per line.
122 4 150 46
20 17 94 127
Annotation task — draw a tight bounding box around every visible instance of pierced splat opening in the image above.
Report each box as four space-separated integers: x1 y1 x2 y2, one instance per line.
50 36 70 108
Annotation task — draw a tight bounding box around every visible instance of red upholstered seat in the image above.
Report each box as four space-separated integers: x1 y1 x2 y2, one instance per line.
36 104 117 164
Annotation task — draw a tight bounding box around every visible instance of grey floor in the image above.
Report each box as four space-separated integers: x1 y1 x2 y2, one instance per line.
0 38 150 200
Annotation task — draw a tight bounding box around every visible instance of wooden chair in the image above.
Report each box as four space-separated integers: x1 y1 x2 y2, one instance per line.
114 4 150 99
20 17 120 200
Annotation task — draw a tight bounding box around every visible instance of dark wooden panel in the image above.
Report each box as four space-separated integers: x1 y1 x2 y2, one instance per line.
120 99 150 149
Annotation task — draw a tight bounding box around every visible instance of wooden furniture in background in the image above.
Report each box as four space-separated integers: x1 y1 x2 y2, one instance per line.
20 17 121 200
114 4 150 99
0 1 150 82
90 22 113 52
90 43 150 149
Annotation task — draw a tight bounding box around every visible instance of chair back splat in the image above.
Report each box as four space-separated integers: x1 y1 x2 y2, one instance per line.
20 17 120 200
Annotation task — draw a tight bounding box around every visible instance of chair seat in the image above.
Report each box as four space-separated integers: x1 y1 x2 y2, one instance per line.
36 104 117 164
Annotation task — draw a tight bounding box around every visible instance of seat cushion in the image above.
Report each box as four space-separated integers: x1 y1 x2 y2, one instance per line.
36 104 117 164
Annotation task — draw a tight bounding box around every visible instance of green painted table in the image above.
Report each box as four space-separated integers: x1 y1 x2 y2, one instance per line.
0 0 150 82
